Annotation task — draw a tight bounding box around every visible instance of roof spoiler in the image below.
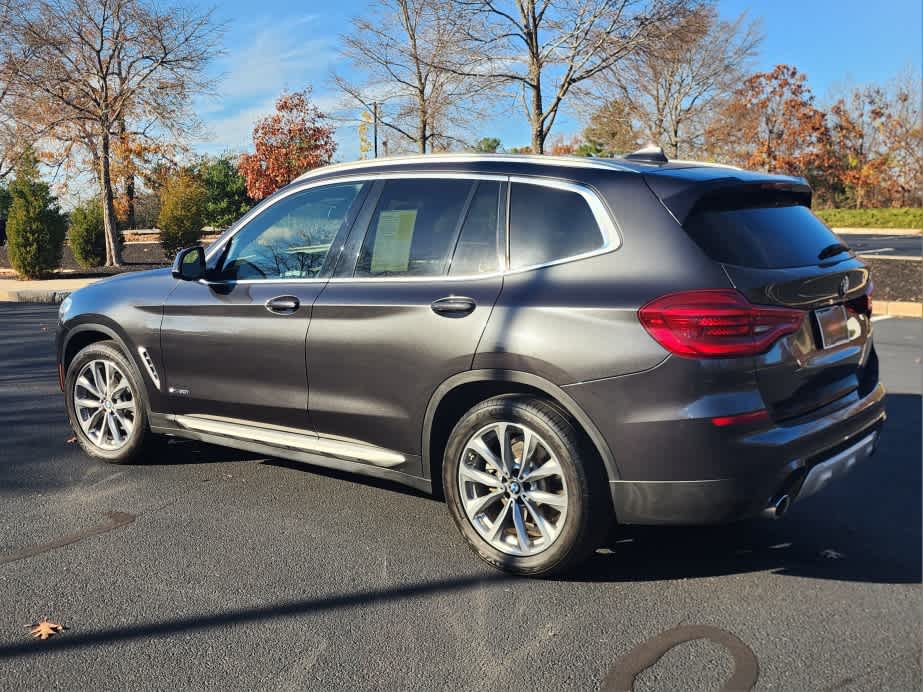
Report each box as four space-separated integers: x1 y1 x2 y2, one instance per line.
645 175 813 225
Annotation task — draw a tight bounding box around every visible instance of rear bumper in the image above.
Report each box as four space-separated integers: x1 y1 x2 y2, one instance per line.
596 382 887 525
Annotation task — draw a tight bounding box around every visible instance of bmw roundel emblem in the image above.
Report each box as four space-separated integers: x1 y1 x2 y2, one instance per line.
838 276 850 297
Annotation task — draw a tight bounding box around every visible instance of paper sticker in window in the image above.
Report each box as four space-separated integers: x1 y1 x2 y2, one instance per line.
371 209 417 273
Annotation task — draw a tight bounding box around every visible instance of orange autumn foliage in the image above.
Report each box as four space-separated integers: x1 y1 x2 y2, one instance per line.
238 89 337 200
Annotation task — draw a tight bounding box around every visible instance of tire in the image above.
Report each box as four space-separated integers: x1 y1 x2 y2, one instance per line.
443 394 611 577
64 340 156 464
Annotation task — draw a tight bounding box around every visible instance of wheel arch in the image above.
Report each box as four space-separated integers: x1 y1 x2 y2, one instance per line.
61 320 155 412
423 369 621 497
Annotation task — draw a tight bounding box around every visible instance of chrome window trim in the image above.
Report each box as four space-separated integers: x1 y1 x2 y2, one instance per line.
505 175 621 276
201 172 621 285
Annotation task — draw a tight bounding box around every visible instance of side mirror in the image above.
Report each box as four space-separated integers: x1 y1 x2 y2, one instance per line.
171 246 206 281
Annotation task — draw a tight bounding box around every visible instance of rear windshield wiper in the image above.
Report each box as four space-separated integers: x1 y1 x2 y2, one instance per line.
818 242 851 260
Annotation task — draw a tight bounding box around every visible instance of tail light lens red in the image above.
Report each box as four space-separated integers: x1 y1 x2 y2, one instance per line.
638 290 806 358
847 281 873 317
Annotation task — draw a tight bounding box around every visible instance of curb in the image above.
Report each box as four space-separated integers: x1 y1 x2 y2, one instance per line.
0 289 73 304
877 301 923 318
833 227 921 236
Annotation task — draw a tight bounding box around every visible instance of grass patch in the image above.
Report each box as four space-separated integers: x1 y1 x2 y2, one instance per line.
814 207 923 229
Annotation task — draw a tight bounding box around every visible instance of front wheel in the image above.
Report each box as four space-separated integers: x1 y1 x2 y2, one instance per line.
64 340 155 464
443 395 611 576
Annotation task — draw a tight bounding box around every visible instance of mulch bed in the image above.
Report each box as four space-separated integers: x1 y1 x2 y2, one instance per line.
0 242 170 279
864 258 922 303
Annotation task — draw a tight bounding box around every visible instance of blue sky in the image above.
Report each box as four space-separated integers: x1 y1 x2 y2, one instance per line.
195 0 922 160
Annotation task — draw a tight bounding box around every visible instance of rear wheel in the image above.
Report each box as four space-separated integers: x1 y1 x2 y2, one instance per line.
443 395 611 576
64 340 156 464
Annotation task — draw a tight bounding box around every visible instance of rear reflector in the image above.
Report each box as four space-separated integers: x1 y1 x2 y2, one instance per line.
711 409 771 427
639 289 806 358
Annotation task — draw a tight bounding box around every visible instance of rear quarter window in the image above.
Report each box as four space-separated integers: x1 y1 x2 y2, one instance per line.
509 183 605 269
684 204 849 269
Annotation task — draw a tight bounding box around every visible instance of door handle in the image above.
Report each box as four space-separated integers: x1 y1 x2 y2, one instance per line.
265 295 300 314
431 296 476 317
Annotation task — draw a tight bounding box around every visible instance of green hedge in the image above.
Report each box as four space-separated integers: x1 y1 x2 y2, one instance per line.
69 200 106 268
813 207 923 229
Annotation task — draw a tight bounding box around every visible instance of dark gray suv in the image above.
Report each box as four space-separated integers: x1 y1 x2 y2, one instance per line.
57 152 885 576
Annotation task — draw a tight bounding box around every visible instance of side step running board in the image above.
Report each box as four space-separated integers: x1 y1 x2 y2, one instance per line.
172 415 406 468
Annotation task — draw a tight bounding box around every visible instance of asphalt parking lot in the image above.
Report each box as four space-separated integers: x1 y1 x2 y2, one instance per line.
0 303 920 691
847 233 922 258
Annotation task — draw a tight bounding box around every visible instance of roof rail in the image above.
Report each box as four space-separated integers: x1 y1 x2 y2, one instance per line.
293 152 633 182
623 144 669 164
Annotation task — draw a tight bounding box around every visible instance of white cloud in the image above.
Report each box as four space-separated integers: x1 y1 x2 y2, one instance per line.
194 14 340 153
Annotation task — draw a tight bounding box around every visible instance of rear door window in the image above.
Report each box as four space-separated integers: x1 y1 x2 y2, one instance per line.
684 204 850 269
448 181 501 276
509 182 605 269
354 178 472 278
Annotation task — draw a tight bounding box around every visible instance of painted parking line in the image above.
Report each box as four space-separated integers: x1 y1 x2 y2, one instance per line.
857 248 895 255
871 315 894 322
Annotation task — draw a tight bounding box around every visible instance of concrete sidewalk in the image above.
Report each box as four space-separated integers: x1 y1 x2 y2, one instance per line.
0 277 100 303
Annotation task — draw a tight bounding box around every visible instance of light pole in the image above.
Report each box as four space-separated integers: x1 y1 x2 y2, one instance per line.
373 102 379 158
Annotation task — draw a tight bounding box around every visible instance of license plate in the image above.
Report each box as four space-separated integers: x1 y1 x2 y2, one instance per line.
815 305 849 348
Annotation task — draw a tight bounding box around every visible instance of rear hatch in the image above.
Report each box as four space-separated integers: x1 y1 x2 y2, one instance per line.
648 172 875 421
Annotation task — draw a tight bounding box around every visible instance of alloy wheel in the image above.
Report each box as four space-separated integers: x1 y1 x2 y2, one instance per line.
457 421 569 556
73 358 137 451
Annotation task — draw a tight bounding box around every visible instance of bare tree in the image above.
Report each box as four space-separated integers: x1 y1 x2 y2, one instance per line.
335 0 487 154
443 0 692 153
595 6 761 157
1 0 222 265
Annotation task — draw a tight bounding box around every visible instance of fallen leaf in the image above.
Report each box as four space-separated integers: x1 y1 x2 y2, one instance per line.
820 548 845 560
27 618 67 640
66 436 77 444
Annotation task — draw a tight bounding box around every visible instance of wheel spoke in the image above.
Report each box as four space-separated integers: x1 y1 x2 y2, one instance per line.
84 408 105 442
103 360 112 396
114 411 133 434
524 489 567 510
111 374 130 397
75 397 101 410
106 413 122 444
459 463 503 489
467 435 504 476
499 423 515 476
113 399 134 411
490 499 512 541
522 497 554 544
76 375 101 399
520 457 562 483
518 428 536 476
464 489 503 516
512 500 530 551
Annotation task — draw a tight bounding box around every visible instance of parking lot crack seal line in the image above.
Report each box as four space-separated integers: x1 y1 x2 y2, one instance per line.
0 511 136 566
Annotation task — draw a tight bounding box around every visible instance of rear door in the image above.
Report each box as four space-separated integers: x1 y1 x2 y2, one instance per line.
681 191 874 420
306 175 506 471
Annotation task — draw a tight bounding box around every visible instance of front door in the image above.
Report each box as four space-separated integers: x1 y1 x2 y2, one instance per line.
161 180 369 430
307 176 506 472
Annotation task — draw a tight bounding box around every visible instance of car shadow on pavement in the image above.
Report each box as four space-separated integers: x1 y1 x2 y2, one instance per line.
0 572 510 661
574 392 922 586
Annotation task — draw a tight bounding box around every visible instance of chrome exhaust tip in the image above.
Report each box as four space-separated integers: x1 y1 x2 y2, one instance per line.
761 494 791 520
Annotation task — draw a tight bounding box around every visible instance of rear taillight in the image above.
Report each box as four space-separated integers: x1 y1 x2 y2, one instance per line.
638 290 806 358
847 281 873 317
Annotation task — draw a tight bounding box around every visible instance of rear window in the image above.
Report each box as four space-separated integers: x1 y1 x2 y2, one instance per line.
684 204 849 269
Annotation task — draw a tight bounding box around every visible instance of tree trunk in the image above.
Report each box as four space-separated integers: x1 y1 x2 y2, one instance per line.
419 106 427 154
530 85 545 154
99 130 123 266
118 118 135 229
